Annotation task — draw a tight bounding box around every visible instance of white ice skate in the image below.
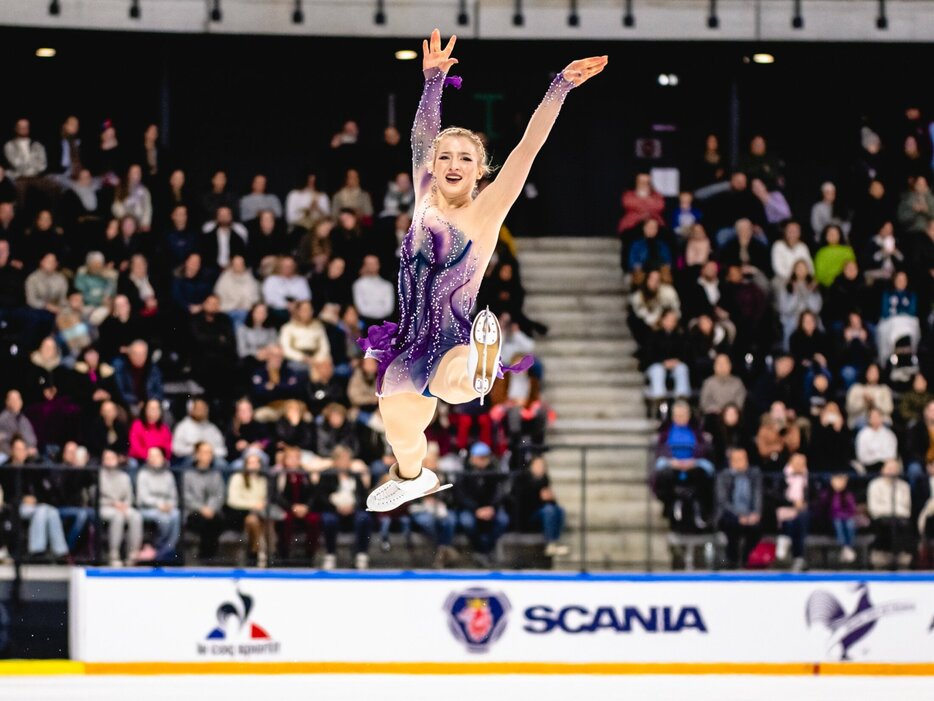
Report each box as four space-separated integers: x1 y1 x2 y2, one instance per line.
468 307 502 406
365 465 452 513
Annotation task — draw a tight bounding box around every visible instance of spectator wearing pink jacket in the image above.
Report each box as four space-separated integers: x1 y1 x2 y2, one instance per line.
128 398 172 462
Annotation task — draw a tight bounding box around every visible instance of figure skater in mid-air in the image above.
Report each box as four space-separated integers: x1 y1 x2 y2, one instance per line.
361 29 607 512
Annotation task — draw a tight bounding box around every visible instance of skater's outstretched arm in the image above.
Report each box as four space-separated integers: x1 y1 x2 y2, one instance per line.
473 56 608 241
413 28 458 204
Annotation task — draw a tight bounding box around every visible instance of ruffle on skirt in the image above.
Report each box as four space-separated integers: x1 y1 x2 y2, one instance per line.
357 320 535 390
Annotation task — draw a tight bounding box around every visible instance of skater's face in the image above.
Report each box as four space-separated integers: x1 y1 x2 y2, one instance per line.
432 136 480 201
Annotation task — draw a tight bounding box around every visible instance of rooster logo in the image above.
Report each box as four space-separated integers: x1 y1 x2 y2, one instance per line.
206 588 271 641
444 588 510 652
805 583 913 660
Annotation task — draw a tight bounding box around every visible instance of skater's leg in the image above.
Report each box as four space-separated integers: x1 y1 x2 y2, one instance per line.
380 392 438 479
428 346 480 405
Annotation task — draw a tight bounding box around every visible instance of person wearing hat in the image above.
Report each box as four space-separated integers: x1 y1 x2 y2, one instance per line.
454 441 509 567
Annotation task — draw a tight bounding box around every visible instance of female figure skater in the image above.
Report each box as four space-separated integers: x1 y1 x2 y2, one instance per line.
361 29 607 512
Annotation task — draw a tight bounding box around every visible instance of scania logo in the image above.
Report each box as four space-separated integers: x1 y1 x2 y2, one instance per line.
444 588 511 653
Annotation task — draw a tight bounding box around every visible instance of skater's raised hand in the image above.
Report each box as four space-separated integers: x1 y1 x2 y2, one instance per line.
422 28 458 73
562 55 608 87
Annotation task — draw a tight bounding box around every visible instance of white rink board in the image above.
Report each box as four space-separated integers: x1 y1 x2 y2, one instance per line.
70 569 934 664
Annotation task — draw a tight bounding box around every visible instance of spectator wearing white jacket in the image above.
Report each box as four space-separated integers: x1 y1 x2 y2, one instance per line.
279 300 331 370
214 254 260 326
3 119 47 179
285 173 330 230
171 398 228 461
867 459 914 568
352 255 395 325
770 220 814 282
855 408 898 473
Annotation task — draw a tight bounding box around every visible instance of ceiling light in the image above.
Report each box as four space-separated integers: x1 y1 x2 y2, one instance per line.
752 53 775 64
876 0 888 29
623 0 635 27
513 0 524 26
395 50 418 60
707 0 719 29
792 0 804 28
36 48 57 58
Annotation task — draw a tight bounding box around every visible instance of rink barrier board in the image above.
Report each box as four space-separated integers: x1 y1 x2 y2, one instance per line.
69 569 934 668
2 660 934 676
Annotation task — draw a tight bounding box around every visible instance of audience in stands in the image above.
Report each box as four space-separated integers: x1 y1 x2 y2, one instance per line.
4 95 933 574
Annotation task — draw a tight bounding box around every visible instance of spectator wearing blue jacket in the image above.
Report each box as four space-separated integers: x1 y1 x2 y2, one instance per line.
112 340 164 413
627 218 672 286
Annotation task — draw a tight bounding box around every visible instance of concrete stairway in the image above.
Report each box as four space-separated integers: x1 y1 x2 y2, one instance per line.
517 237 668 570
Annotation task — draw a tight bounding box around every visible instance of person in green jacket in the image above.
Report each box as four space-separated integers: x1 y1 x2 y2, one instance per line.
814 224 856 287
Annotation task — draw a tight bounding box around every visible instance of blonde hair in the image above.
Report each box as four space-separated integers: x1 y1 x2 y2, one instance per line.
431 127 493 180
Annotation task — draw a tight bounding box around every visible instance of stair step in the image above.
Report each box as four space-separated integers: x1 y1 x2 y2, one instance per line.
550 402 648 420
548 384 645 402
525 294 627 314
539 309 629 324
545 370 643 388
548 434 654 448
526 278 627 294
537 339 637 356
535 360 645 378
522 267 622 283
546 327 631 341
520 251 623 268
552 417 657 434
517 236 619 253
